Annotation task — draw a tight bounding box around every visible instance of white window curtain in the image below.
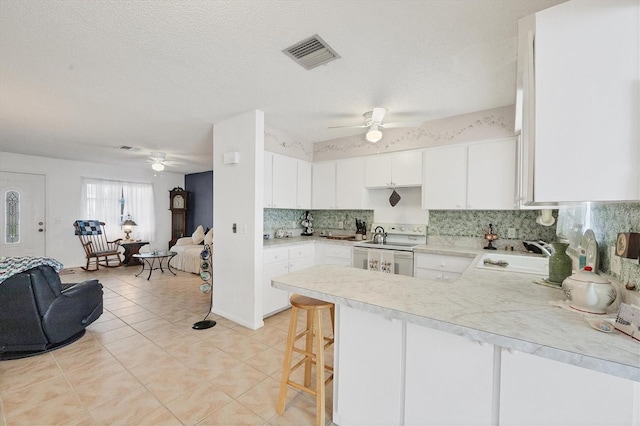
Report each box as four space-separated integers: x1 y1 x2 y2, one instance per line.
81 178 155 242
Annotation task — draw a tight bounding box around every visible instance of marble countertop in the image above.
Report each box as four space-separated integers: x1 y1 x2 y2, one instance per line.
264 235 360 248
272 261 640 382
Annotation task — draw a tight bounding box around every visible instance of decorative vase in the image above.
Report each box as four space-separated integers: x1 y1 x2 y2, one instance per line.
549 242 572 284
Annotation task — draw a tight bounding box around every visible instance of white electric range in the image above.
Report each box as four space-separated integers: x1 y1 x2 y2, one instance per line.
353 223 427 276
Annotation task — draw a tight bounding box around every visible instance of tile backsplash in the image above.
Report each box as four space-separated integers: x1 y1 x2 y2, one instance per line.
263 209 374 235
427 210 558 242
588 202 640 289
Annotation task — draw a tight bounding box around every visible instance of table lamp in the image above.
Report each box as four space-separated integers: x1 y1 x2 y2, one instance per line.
121 215 137 241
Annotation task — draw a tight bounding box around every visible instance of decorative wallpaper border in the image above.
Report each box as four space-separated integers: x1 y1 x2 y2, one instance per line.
313 105 516 162
264 127 313 161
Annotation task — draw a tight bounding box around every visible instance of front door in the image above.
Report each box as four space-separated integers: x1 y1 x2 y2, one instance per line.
0 172 46 257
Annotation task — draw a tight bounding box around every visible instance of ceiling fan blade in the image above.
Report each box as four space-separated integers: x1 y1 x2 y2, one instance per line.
380 121 423 129
328 125 368 129
371 107 387 123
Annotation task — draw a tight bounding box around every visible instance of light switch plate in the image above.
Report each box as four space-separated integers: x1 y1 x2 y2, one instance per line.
610 246 621 275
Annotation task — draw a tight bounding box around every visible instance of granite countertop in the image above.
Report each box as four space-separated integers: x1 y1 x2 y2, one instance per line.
272 261 640 382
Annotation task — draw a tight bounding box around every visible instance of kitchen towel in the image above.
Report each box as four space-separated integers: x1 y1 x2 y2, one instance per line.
367 249 394 274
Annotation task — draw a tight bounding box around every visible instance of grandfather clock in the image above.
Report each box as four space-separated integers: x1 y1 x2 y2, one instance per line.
169 187 188 249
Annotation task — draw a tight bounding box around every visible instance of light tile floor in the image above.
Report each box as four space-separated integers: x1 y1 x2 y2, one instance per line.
0 266 335 425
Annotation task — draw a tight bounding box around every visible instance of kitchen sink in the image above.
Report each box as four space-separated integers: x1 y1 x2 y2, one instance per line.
475 253 548 276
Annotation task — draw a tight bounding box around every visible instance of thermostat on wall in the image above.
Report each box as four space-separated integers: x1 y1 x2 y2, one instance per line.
223 151 239 165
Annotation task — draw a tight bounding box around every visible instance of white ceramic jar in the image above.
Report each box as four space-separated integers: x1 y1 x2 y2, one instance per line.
562 266 617 314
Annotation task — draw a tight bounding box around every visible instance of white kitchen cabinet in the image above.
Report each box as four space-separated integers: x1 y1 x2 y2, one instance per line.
312 162 336 209
313 158 365 209
500 348 639 426
315 243 352 267
263 151 274 208
336 157 365 209
422 144 467 209
467 139 517 209
272 153 297 208
364 150 423 188
422 138 516 210
404 324 494 425
516 1 640 204
333 305 403 426
413 252 473 282
263 244 313 317
296 160 311 209
264 151 311 209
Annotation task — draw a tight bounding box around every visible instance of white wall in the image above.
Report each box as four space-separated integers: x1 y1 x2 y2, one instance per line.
367 187 429 225
212 110 264 330
0 151 183 267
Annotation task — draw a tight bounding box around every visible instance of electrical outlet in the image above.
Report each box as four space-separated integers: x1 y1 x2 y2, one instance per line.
610 246 621 275
292 221 297 229
338 221 344 229
507 228 516 239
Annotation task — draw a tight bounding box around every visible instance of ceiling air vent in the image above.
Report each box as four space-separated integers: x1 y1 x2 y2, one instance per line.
283 34 340 70
118 145 140 151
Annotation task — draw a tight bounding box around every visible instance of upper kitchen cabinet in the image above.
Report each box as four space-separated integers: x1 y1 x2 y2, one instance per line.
312 158 366 209
272 153 297 208
516 0 640 204
264 151 274 208
422 138 517 210
312 162 337 209
296 160 312 209
364 150 423 188
264 151 311 209
336 158 366 209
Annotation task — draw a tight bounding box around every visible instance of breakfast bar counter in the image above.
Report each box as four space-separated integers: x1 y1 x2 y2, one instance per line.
272 263 640 425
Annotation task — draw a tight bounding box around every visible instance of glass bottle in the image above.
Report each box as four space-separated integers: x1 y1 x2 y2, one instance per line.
549 242 572 284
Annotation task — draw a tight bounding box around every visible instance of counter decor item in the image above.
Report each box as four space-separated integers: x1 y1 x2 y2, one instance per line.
301 211 314 236
615 232 640 259
483 224 498 250
548 242 572 284
562 266 616 314
614 303 640 341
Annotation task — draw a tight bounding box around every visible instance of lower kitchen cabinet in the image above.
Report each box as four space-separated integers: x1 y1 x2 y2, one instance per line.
333 305 404 426
331 303 639 425
405 324 494 426
499 348 639 426
316 243 352 267
263 244 313 317
413 252 473 282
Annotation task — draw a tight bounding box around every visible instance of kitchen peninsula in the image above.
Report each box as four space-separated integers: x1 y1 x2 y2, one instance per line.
272 262 640 425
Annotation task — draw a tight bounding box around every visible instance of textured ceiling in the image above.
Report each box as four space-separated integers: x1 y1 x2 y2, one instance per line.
0 0 565 174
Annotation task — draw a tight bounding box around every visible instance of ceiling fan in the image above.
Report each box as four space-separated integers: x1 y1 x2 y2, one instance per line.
328 107 421 143
147 151 173 172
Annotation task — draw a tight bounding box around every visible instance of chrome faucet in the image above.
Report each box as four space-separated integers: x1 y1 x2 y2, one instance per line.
523 240 555 257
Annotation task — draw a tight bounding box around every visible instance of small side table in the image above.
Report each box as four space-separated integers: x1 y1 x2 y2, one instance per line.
133 251 177 280
121 241 149 266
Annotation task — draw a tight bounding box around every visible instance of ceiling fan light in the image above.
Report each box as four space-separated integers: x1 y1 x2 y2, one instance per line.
152 162 165 172
366 126 383 143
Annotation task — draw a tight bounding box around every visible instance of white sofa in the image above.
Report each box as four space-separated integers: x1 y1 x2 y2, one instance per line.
169 226 212 274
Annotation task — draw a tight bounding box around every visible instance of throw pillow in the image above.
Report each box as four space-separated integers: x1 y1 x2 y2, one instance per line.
204 228 213 245
192 225 205 244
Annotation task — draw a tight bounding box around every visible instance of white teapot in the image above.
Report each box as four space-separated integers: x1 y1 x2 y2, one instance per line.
562 266 616 314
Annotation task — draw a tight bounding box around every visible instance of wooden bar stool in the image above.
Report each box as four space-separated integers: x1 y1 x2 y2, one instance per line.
276 294 335 426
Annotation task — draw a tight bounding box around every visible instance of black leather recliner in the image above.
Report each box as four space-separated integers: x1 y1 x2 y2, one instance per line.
0 265 103 359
